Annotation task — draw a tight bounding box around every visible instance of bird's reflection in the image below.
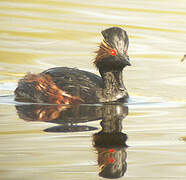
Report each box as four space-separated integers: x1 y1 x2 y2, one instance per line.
15 104 102 132
93 104 128 179
15 103 128 179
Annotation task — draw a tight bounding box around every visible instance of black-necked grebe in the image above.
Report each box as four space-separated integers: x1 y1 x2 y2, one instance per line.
14 27 131 104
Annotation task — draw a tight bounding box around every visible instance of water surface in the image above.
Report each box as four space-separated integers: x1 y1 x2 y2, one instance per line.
0 0 186 179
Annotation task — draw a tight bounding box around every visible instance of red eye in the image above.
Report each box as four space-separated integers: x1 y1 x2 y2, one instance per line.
109 148 115 153
109 157 115 163
110 49 117 56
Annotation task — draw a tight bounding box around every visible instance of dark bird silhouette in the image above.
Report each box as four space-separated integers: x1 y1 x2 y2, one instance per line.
93 104 128 179
14 27 131 104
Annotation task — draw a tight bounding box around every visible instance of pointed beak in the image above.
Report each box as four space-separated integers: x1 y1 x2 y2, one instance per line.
122 53 131 66
125 50 131 66
125 56 131 66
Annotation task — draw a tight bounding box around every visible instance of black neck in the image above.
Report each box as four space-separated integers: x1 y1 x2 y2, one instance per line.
97 68 128 102
101 104 128 133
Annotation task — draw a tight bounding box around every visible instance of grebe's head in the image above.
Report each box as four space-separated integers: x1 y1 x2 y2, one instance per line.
94 27 130 71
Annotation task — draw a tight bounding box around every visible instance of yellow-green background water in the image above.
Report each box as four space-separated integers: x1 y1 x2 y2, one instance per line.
0 0 186 179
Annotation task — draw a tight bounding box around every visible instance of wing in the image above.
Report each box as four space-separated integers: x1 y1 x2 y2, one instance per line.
42 67 103 103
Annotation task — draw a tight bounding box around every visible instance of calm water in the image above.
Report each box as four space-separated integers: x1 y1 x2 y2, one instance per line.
0 0 186 179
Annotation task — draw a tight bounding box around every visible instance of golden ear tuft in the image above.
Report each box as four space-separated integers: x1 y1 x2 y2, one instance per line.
94 39 117 66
